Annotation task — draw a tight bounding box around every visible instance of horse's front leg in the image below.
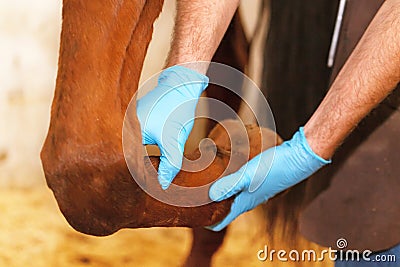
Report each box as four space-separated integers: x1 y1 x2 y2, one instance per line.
184 228 227 267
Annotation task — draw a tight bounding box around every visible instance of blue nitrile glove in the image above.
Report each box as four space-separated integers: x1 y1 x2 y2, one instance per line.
137 65 209 189
208 127 331 231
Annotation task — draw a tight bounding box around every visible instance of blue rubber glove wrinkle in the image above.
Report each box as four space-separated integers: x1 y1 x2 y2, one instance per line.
208 127 330 231
137 66 209 189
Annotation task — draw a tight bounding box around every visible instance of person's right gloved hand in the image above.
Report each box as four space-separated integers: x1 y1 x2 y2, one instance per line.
208 127 331 231
136 65 209 190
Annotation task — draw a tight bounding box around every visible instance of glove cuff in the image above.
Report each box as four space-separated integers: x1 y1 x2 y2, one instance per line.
298 127 332 168
158 65 209 97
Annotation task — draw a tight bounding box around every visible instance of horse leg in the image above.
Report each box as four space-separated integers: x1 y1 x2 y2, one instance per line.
42 0 280 241
184 228 227 267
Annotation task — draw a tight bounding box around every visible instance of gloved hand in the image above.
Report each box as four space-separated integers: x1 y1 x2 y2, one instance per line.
208 127 330 231
137 65 209 189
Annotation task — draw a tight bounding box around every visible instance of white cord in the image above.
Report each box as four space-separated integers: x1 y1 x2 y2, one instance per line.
327 0 347 67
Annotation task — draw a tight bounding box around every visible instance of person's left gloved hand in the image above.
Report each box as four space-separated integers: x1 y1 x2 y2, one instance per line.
208 127 331 231
137 65 209 190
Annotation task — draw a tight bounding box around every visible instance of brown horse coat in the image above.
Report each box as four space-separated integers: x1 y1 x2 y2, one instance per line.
40 0 275 238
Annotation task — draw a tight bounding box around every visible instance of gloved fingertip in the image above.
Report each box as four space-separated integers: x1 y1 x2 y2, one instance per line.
208 186 225 202
206 212 236 232
203 225 217 231
204 221 227 232
205 224 224 232
158 158 180 190
158 171 175 190
159 178 171 190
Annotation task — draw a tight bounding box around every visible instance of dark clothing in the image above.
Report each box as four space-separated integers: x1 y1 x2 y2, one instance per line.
264 0 400 252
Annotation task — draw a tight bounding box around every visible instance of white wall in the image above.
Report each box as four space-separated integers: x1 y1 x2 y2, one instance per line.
0 1 61 187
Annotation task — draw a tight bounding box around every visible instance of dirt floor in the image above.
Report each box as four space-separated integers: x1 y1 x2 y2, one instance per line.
0 186 333 267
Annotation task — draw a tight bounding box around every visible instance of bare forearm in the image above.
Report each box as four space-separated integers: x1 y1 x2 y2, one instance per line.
166 0 240 74
304 0 400 159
